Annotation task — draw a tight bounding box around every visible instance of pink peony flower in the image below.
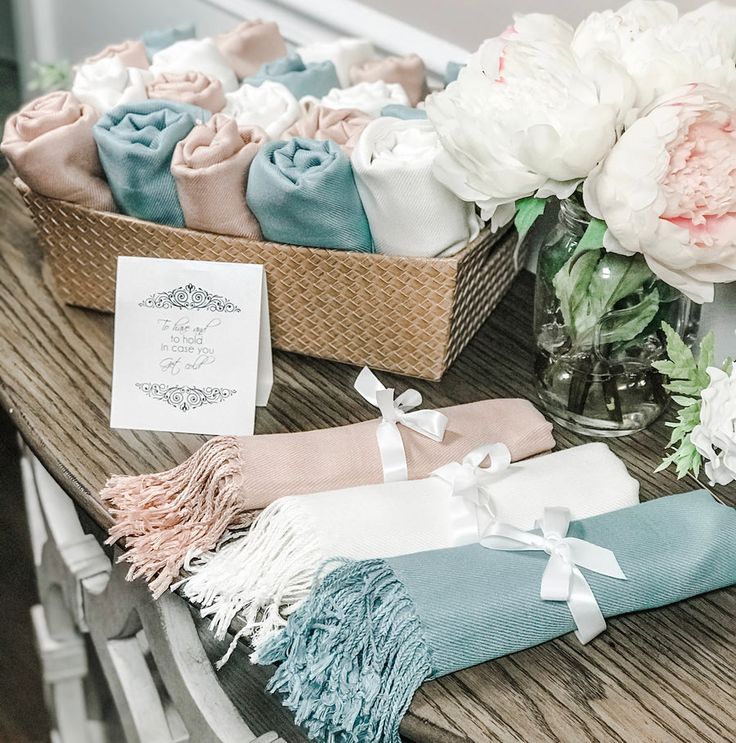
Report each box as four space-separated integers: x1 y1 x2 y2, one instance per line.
584 83 736 303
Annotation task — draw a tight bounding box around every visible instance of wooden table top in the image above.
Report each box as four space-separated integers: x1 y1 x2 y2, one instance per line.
1 169 734 743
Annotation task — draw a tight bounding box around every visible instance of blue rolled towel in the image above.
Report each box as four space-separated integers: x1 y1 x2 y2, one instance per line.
244 54 340 100
247 137 373 252
93 100 210 227
257 490 736 743
380 104 428 120
142 24 196 60
445 60 465 85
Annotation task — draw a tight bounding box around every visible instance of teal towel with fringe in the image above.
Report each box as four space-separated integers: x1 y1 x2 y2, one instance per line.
380 104 428 120
94 100 210 227
257 490 736 743
247 137 373 252
244 54 339 99
142 24 196 60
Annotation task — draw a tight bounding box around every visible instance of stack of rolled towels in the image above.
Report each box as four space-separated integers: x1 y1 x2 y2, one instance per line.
1 20 481 257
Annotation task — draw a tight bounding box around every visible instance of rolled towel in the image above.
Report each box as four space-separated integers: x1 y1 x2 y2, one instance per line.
350 54 429 106
352 118 481 256
85 40 150 69
72 57 151 114
93 99 210 227
147 71 225 113
246 137 373 251
181 443 639 658
142 24 196 60
321 80 409 117
151 38 238 93
172 113 267 238
282 102 371 154
1 91 116 211
445 60 466 84
102 397 554 597
244 54 339 100
222 81 299 138
215 19 287 79
297 37 375 88
259 490 736 743
380 104 428 120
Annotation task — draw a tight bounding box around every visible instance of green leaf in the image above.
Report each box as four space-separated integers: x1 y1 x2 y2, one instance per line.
514 197 547 244
595 288 660 346
576 217 608 253
553 248 603 332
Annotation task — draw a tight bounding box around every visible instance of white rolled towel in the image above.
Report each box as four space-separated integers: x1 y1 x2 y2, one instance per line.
297 37 375 88
72 57 151 114
179 442 639 661
151 38 238 93
221 81 300 138
352 117 482 256
320 80 409 117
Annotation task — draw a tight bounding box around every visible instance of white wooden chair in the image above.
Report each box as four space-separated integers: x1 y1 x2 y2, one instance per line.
20 440 284 743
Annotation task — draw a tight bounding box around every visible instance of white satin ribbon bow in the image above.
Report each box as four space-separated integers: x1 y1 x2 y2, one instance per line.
481 507 627 644
354 366 448 482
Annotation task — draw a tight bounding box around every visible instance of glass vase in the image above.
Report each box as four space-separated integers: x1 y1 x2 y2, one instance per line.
533 196 700 437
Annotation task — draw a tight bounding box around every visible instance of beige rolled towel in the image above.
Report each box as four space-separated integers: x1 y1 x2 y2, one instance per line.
283 101 371 154
215 19 287 78
172 113 267 238
85 39 150 69
350 54 429 106
1 91 116 211
147 71 226 113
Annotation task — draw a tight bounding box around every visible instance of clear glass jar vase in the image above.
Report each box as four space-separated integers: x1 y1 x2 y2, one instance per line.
533 196 700 437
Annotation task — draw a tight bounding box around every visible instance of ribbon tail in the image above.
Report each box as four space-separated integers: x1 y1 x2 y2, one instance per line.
376 421 408 483
568 567 607 644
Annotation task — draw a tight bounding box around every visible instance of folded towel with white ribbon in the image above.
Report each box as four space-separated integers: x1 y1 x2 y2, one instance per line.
180 442 638 660
353 118 482 256
320 81 409 117
297 37 375 88
259 490 736 743
215 19 287 79
350 54 429 106
151 38 238 92
71 57 150 114
172 113 267 238
102 369 554 597
222 81 299 138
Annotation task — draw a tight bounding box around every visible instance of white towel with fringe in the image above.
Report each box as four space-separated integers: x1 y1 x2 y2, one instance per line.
179 442 639 663
352 117 482 257
297 37 376 87
72 57 151 114
151 38 239 93
222 81 300 138
319 81 409 117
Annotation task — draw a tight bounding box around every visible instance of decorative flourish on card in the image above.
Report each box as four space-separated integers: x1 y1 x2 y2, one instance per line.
139 284 241 313
135 383 237 412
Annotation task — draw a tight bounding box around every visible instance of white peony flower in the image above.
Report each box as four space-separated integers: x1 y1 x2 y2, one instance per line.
426 14 631 228
584 83 736 303
690 365 736 486
573 1 736 111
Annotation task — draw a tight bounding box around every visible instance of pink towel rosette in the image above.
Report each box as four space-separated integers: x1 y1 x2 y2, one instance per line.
215 19 287 78
350 54 429 107
147 71 226 113
85 39 150 69
283 101 371 154
171 113 267 238
1 91 116 211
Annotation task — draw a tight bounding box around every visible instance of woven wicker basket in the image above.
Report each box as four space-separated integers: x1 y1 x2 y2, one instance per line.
18 180 523 380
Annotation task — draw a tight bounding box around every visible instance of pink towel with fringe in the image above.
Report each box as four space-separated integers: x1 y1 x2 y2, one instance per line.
147 71 226 113
172 114 267 238
103 398 554 597
1 91 116 212
283 103 371 155
215 19 287 79
85 39 150 69
349 54 429 107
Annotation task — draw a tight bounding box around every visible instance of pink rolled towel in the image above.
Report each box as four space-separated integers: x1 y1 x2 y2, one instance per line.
350 54 429 106
172 113 267 238
102 397 554 596
85 39 150 69
147 71 226 113
283 102 371 154
215 19 287 79
1 91 116 211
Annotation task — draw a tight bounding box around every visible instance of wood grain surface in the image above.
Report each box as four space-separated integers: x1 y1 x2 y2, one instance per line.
0 169 734 743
